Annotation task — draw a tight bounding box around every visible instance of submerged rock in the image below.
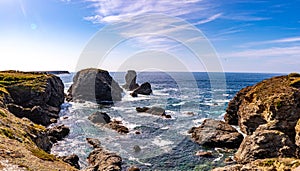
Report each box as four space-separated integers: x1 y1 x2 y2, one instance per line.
131 82 152 97
106 120 129 134
67 68 123 104
123 70 139 91
85 138 122 171
188 119 243 149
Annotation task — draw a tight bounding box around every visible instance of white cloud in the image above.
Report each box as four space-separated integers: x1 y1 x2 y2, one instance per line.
194 13 223 25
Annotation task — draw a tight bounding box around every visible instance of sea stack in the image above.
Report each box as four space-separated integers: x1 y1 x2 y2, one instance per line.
123 70 139 91
67 68 123 104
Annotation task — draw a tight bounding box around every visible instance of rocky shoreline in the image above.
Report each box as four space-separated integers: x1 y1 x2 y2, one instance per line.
2 69 300 170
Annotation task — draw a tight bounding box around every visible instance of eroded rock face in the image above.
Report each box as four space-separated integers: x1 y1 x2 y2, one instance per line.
59 154 80 169
224 86 252 125
235 127 296 163
136 106 171 118
188 119 243 149
0 71 64 126
68 68 123 104
225 74 300 142
123 70 139 91
85 138 122 171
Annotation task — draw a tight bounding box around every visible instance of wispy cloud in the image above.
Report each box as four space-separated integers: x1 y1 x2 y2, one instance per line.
194 13 223 25
84 0 218 24
223 46 300 58
242 36 300 47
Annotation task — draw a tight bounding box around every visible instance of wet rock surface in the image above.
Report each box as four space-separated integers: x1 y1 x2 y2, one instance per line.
131 82 152 97
189 119 243 149
123 70 139 91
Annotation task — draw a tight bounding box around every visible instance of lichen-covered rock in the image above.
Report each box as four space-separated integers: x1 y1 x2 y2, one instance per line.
188 119 243 148
123 70 139 91
131 82 152 97
85 138 122 171
212 158 300 171
67 68 123 104
295 119 300 147
225 74 300 142
235 127 296 163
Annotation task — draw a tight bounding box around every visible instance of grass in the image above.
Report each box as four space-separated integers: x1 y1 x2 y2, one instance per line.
29 148 57 161
0 127 15 139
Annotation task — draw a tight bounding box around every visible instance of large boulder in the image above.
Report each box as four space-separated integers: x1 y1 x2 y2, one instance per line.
123 70 139 91
235 125 297 164
0 71 64 126
85 138 122 171
188 119 243 148
47 125 70 143
67 68 123 104
131 82 152 97
225 74 300 141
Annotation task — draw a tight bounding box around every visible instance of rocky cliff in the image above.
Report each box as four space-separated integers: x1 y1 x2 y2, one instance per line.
0 71 77 170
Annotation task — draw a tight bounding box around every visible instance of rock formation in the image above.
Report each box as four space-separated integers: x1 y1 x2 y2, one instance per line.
136 106 171 118
67 68 123 104
131 82 152 97
188 119 243 148
89 111 129 134
214 73 300 170
123 70 139 91
85 138 122 171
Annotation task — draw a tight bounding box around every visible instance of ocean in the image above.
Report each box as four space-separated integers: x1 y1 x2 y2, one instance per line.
51 72 282 170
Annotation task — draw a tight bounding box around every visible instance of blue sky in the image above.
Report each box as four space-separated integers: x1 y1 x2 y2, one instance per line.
0 0 299 73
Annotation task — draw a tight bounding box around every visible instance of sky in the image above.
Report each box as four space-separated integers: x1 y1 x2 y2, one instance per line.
0 0 300 73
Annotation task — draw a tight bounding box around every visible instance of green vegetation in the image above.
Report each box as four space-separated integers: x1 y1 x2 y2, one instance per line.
0 127 15 139
29 148 57 161
288 73 300 78
260 159 275 167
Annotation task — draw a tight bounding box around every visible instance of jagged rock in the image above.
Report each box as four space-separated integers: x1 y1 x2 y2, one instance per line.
67 68 123 104
47 125 70 143
131 82 152 96
235 126 296 164
86 138 101 148
59 154 80 169
7 104 53 126
188 119 243 148
295 119 300 147
88 111 111 124
123 70 139 91
224 86 252 125
85 138 122 171
106 120 129 134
